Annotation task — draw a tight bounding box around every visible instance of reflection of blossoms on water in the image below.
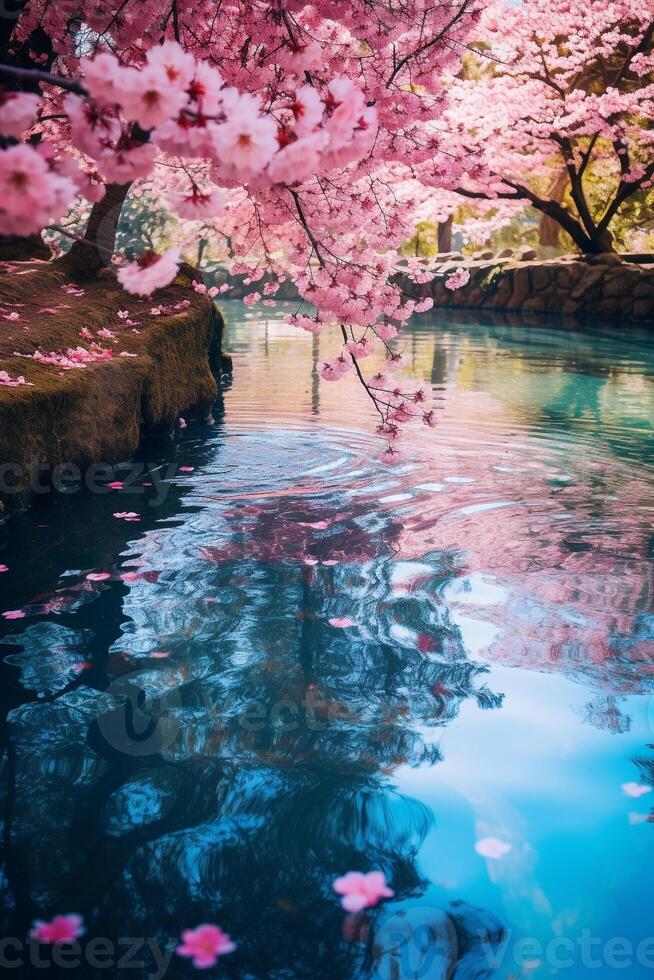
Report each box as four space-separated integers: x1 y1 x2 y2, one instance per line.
1 308 654 977
0 437 507 976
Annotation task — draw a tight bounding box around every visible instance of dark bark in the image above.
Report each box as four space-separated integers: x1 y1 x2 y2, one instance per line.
539 171 568 249
0 0 29 64
55 183 131 279
456 182 615 255
438 216 453 253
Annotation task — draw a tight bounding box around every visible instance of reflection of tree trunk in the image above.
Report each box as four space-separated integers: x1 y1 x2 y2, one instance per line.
438 216 453 253
56 182 131 280
539 171 568 248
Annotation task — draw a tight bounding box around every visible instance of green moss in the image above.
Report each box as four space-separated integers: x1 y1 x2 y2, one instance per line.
0 261 222 505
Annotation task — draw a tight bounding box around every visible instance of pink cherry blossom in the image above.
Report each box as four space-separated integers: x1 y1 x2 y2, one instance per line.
30 915 85 945
178 417 187 429
621 782 652 799
146 40 196 88
80 51 124 105
333 871 394 912
267 134 327 185
475 837 512 859
176 924 236 969
445 269 471 291
292 85 325 137
0 143 76 235
169 188 225 219
0 91 40 138
212 95 278 178
117 249 181 296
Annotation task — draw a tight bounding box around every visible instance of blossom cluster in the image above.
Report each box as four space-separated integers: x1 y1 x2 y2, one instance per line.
1 0 483 458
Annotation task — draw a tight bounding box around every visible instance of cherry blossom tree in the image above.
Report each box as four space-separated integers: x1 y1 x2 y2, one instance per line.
0 0 481 456
444 0 654 254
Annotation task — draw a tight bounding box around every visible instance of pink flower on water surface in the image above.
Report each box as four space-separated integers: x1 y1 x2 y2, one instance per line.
445 268 471 291
0 565 8 573
622 782 652 799
3 609 26 620
176 924 236 969
30 914 85 944
475 837 512 859
117 249 180 297
178 417 187 429
329 617 355 629
113 512 140 522
86 572 111 582
333 871 394 912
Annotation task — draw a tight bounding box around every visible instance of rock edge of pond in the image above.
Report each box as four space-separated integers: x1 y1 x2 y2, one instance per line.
0 260 228 509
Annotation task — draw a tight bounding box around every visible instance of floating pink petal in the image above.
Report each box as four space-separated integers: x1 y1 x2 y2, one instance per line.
179 417 187 429
622 782 652 799
30 914 85 944
149 651 170 659
333 871 394 913
3 609 26 619
176 924 235 969
178 466 195 472
106 481 123 489
86 572 111 582
113 512 140 522
0 565 8 573
329 617 355 629
475 837 512 859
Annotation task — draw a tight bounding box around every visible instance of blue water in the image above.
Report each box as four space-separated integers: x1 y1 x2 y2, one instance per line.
1 303 653 978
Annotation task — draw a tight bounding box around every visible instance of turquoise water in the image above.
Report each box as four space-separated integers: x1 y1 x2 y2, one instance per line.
1 302 653 978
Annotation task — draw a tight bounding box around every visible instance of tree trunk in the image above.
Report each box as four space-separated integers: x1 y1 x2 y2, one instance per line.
539 171 568 249
56 183 131 280
437 216 453 253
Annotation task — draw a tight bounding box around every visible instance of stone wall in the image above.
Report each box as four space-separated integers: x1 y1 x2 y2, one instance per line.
398 251 654 321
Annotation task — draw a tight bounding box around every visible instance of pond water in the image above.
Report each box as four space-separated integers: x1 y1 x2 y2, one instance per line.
1 302 653 979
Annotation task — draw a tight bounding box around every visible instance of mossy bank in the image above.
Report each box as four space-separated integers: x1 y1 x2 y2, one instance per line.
0 260 226 508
